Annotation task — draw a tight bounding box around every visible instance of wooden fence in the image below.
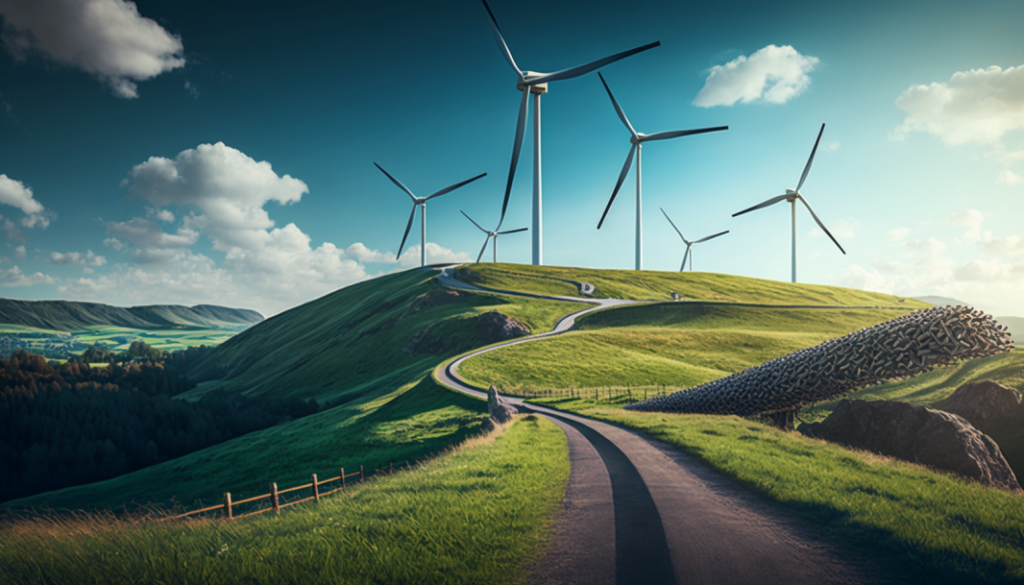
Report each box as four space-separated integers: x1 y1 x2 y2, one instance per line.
166 460 415 522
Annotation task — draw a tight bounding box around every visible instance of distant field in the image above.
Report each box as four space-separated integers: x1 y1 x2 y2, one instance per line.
0 415 569 585
457 263 930 308
0 324 242 358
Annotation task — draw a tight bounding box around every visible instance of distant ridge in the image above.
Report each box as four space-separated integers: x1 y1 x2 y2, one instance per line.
995 316 1024 345
0 298 264 330
912 295 972 307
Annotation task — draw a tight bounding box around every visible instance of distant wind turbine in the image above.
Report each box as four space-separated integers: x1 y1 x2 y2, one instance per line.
731 123 845 283
374 163 486 267
480 0 660 266
661 208 728 271
461 211 528 263
597 72 728 270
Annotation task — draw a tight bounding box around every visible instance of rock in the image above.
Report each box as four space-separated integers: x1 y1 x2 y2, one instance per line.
404 289 468 318
936 380 1024 435
480 418 496 434
487 385 518 423
799 399 1021 492
475 311 530 343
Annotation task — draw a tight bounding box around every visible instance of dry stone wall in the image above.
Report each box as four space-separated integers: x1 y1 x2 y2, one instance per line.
625 306 1014 417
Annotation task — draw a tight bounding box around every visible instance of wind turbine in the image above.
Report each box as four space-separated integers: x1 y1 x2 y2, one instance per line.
461 210 528 263
374 163 486 267
732 123 845 283
595 72 728 270
660 207 728 272
480 0 660 266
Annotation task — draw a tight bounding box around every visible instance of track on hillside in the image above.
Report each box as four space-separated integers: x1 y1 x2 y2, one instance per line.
432 266 900 585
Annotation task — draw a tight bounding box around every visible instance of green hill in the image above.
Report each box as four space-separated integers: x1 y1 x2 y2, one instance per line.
0 298 264 330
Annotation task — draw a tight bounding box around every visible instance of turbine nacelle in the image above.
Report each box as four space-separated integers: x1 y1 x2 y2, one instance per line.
516 71 549 93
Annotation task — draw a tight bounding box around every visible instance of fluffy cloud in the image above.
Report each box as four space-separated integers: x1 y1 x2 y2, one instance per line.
0 265 54 287
983 236 1024 256
946 209 990 243
886 227 911 241
396 243 472 267
902 237 946 254
105 217 198 263
894 65 1024 145
0 0 184 98
999 169 1021 185
50 249 106 267
693 45 819 108
0 174 50 228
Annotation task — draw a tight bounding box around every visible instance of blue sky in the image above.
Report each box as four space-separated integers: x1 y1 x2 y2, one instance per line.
0 0 1022 316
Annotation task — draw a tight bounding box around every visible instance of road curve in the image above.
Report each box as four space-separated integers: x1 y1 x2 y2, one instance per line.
432 266 898 585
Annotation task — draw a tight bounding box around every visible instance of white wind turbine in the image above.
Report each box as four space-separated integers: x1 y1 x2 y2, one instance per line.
480 0 660 266
732 123 845 283
374 163 486 267
461 210 528 263
596 72 728 270
660 207 728 272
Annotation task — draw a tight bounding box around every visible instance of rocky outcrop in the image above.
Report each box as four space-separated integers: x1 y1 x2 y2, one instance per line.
475 311 530 342
799 399 1021 492
936 380 1024 435
404 289 468 318
481 385 518 433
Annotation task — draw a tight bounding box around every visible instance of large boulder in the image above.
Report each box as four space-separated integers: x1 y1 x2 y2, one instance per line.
475 311 530 343
403 311 530 356
487 385 518 424
936 380 1024 435
800 399 1021 492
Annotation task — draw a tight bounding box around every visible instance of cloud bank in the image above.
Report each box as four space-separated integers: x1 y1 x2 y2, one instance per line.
694 45 819 108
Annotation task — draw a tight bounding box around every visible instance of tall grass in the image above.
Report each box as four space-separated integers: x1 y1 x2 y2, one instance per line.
0 415 570 585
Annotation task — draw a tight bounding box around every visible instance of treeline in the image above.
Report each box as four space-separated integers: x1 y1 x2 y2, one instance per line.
0 350 321 504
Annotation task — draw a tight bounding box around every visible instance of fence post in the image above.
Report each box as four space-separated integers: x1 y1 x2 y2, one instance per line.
271 482 280 514
341 467 346 490
389 461 394 473
312 474 320 503
223 492 232 520
360 464 365 482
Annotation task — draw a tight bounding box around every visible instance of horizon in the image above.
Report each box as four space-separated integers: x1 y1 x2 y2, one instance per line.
1 0 1022 316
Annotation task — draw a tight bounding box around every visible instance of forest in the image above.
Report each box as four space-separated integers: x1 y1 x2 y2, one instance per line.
0 349 322 505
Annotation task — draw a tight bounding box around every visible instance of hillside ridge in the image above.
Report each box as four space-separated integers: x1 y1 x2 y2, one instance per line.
0 298 264 330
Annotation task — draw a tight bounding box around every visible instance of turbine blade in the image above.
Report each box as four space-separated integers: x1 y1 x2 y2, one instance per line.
374 162 416 201
396 205 417 260
641 126 728 142
528 41 661 85
798 194 846 254
796 123 825 192
460 210 488 233
499 88 531 225
597 143 637 229
680 246 691 272
480 0 522 77
693 230 729 244
732 194 790 217
660 207 686 242
497 227 528 235
476 235 491 263
427 172 487 200
598 72 636 138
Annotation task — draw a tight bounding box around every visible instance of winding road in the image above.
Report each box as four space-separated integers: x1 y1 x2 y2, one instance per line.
433 266 899 585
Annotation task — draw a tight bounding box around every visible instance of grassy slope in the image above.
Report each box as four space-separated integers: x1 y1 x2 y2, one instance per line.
0 298 262 330
0 415 570 585
185 268 586 402
460 303 910 392
530 400 1024 584
7 377 487 511
458 263 929 307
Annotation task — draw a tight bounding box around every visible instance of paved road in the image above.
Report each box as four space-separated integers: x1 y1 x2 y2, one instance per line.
432 266 896 585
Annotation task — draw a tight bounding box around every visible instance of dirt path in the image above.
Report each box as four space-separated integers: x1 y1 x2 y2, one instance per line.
432 266 899 585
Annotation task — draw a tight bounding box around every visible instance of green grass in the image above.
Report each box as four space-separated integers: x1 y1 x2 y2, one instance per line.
457 263 930 307
0 414 570 585
184 268 587 402
5 377 487 511
530 399 1024 584
0 324 242 353
460 303 909 393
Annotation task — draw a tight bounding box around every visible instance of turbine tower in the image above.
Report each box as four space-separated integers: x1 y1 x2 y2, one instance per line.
480 0 660 266
660 207 728 271
374 163 486 267
461 210 528 263
732 123 845 283
595 72 728 270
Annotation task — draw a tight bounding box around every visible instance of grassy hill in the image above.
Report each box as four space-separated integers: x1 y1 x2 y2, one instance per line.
0 298 263 330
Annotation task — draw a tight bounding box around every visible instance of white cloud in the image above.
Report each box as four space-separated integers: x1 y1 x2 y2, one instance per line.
983 236 1024 256
0 265 54 287
945 209 990 243
50 249 106 267
13 244 25 258
894 65 1024 145
874 260 909 273
954 258 1024 282
343 242 398 264
693 45 819 108
0 0 185 98
397 243 472 267
184 80 198 99
106 217 198 263
886 227 911 241
146 207 175 222
999 169 1021 185
0 174 50 228
902 237 946 254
